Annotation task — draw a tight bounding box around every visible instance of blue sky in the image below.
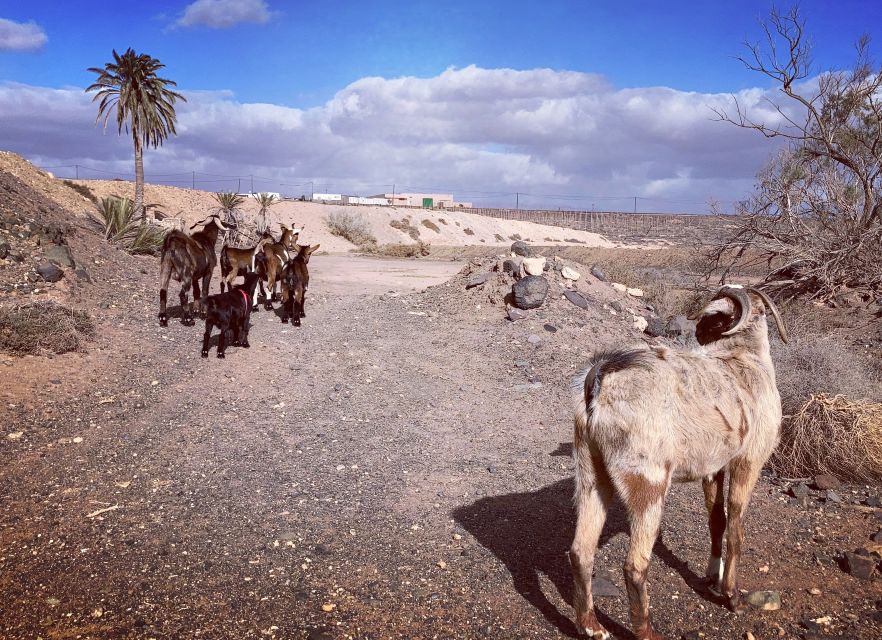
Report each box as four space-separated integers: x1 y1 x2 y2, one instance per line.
1 0 880 211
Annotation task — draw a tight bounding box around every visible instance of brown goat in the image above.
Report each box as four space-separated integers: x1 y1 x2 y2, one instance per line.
158 214 228 326
569 286 788 640
219 237 270 303
279 243 320 324
255 224 301 308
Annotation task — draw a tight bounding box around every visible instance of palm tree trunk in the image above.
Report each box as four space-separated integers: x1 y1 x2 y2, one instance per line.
133 133 145 222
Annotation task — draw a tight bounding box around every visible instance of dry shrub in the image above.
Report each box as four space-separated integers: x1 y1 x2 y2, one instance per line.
494 233 505 242
390 217 421 240
438 218 448 225
771 394 882 481
509 234 521 241
0 302 95 355
362 241 431 258
463 228 475 236
326 211 377 247
421 219 440 233
64 180 97 204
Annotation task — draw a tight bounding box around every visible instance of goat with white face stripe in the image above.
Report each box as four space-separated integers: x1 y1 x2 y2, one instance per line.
569 285 788 640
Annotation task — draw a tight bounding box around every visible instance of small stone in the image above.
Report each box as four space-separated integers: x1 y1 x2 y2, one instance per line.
510 240 531 257
633 316 648 332
507 308 528 321
627 287 644 298
526 334 542 345
321 603 336 612
502 258 522 277
45 244 75 268
644 316 666 337
789 483 810 499
590 264 608 282
75 268 92 283
813 474 841 490
563 290 590 309
871 529 882 544
7 432 23 440
808 587 822 596
758 564 770 573
745 590 782 611
610 300 624 313
436 560 447 569
37 262 64 283
46 597 60 607
467 272 492 288
512 276 548 310
522 257 546 276
0 241 8 259
543 324 557 333
866 495 881 508
72 436 83 444
825 490 842 504
844 550 877 580
745 632 756 640
561 266 581 281
611 282 627 293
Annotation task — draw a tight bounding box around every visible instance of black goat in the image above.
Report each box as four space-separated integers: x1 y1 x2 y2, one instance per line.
285 243 320 320
159 214 228 326
201 272 260 358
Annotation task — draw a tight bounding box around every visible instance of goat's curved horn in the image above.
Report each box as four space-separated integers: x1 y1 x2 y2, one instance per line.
748 287 789 343
719 285 752 336
189 218 206 230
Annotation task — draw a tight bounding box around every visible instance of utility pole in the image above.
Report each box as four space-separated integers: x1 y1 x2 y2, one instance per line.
75 164 79 180
516 192 519 210
192 171 195 189
238 178 241 193
250 175 254 194
634 196 637 214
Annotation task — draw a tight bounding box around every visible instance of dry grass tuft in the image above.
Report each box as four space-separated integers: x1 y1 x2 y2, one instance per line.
421 219 440 233
463 228 475 236
0 302 95 356
361 241 431 258
326 211 377 247
771 394 882 482
390 217 421 240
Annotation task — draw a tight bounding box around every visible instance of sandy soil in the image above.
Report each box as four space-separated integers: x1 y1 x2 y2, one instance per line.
2 152 881 640
74 179 620 252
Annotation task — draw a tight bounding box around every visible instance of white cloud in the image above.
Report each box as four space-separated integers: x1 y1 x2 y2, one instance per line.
0 18 47 52
175 0 271 29
0 66 797 212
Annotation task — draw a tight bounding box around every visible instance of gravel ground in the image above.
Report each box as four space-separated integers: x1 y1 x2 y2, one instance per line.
2 256 881 640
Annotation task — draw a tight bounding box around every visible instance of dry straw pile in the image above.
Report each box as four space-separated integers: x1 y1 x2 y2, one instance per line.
772 393 882 482
0 302 95 355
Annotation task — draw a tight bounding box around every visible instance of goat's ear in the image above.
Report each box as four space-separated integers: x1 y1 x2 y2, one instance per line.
308 243 320 254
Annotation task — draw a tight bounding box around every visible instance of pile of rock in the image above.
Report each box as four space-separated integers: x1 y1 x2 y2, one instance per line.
454 240 699 345
0 209 82 296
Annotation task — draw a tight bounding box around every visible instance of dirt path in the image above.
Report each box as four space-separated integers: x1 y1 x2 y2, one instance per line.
1 256 881 640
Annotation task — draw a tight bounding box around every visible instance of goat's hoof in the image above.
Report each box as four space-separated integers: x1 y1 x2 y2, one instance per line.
159 316 168 327
217 352 225 359
181 318 195 327
300 312 306 318
264 303 273 310
281 317 288 324
201 351 208 358
242 341 250 348
294 320 301 327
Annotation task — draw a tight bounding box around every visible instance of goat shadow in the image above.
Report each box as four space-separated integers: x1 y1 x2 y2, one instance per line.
452 453 720 639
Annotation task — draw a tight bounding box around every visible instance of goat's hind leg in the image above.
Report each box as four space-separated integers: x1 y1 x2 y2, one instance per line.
701 470 726 592
721 458 761 613
569 443 613 640
179 284 194 326
201 320 213 357
618 464 670 640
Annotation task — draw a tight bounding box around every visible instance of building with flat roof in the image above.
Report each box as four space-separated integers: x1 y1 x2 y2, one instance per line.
369 192 471 208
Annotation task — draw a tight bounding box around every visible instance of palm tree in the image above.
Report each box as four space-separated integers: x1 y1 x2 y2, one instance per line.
86 48 186 221
253 192 279 237
213 191 247 246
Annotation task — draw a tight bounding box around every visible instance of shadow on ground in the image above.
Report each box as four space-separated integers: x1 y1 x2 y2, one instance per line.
454 475 721 639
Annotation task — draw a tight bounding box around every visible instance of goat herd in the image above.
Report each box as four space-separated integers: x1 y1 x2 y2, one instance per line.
157 215 791 640
157 214 319 358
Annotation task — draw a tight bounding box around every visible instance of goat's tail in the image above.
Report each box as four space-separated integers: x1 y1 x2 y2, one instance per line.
160 229 184 262
572 349 651 431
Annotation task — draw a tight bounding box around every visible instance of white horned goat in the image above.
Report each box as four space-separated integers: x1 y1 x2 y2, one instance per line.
568 285 788 640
